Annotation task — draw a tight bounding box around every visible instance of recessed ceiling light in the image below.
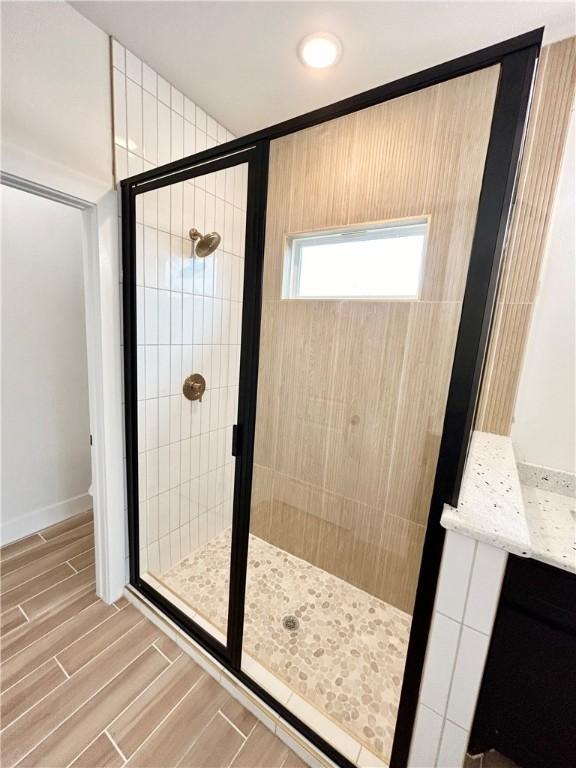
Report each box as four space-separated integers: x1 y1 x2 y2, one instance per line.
298 32 342 69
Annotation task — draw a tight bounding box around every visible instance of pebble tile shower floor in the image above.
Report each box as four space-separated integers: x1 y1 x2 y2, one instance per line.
159 529 412 764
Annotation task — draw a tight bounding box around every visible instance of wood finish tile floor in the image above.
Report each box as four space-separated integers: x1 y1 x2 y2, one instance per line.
0 513 305 768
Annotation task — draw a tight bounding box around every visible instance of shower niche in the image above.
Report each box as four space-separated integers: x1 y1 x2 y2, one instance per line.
122 31 540 768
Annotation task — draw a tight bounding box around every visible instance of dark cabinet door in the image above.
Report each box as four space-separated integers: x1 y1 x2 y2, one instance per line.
471 557 576 768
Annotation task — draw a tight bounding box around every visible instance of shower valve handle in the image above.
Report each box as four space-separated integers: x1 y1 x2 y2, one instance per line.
183 373 206 402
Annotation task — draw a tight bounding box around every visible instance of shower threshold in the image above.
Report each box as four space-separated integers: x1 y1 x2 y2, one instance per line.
145 529 411 766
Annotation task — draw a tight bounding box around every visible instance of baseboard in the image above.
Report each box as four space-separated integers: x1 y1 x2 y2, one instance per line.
0 492 93 546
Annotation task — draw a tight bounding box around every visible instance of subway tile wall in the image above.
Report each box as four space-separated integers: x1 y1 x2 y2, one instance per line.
408 531 508 768
111 39 247 575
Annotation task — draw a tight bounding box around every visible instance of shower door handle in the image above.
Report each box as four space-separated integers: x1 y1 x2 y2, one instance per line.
232 424 242 457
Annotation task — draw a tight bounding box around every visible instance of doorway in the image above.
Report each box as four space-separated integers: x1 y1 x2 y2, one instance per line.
1 185 92 543
1 173 125 606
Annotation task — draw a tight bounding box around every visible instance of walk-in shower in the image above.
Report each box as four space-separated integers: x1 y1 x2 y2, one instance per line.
122 30 540 768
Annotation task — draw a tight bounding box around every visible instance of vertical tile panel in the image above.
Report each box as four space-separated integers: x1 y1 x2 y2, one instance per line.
463 543 507 634
158 102 171 166
143 91 158 164
408 704 443 768
142 62 157 95
143 226 157 288
171 87 184 116
112 69 127 149
112 40 125 73
158 290 171 345
115 145 128 182
157 76 171 105
446 626 490 730
126 79 143 157
184 97 196 124
171 111 184 162
125 50 142 84
436 720 469 768
184 120 196 156
435 531 477 622
419 612 461 716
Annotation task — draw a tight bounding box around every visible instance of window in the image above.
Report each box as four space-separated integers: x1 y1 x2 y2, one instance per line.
283 219 428 299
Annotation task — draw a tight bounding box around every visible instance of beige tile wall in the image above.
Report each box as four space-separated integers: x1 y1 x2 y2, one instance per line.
476 37 576 435
250 66 500 613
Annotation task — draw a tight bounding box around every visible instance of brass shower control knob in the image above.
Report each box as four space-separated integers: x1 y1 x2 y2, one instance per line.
183 373 206 402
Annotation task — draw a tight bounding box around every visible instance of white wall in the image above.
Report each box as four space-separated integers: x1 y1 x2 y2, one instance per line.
0 1 112 201
0 2 127 599
512 110 576 474
1 185 92 543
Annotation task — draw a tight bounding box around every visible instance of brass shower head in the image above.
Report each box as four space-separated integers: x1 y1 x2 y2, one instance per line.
189 227 221 258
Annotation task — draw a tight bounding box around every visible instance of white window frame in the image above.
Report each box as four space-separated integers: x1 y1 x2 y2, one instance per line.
283 217 429 300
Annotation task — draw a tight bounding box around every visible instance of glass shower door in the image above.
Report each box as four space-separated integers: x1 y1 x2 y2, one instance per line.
242 66 502 764
131 148 257 653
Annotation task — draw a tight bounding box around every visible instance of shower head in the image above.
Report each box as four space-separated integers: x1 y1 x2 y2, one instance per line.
189 227 221 258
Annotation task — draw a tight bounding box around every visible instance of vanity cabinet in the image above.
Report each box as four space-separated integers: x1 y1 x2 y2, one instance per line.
470 556 576 768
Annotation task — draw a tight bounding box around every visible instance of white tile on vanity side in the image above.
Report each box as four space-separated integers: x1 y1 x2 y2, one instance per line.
463 541 507 634
408 704 443 768
411 432 529 766
436 720 469 768
436 531 477 622
446 625 490 731
419 611 461 716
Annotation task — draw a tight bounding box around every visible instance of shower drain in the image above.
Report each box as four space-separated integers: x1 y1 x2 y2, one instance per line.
282 615 299 631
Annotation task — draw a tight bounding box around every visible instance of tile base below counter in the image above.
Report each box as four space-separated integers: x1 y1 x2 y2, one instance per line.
408 530 507 768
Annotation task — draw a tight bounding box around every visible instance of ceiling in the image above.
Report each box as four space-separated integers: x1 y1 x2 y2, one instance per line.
71 1 575 136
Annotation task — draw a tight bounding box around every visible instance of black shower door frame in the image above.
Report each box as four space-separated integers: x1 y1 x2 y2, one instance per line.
121 143 270 669
121 28 541 768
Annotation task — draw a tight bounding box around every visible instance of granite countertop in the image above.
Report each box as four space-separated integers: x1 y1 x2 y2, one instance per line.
441 431 531 557
522 484 576 573
441 431 576 575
